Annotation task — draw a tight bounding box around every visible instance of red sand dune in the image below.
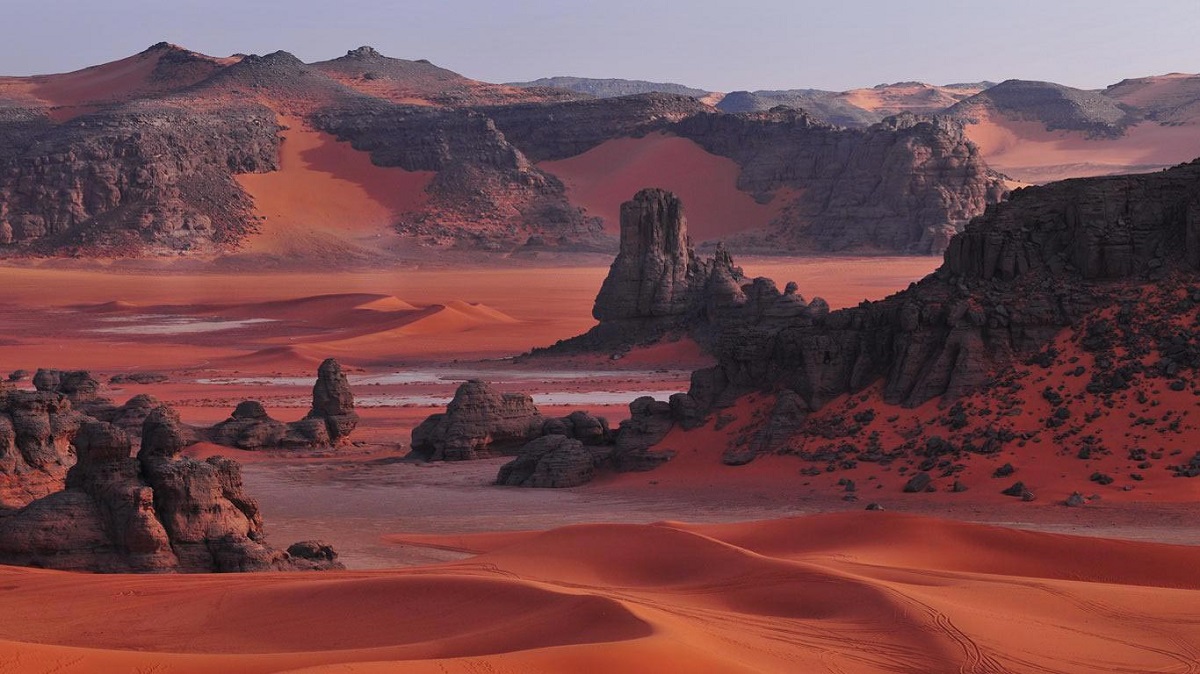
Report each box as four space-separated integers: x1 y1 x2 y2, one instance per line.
235 117 434 257
0 512 1193 673
539 132 786 241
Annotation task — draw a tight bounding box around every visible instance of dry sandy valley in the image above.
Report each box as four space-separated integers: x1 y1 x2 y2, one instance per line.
1 256 1199 672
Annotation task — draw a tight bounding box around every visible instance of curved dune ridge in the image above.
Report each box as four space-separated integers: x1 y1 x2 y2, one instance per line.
3 512 1199 672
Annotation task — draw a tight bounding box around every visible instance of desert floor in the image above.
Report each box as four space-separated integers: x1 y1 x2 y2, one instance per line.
2 256 1199 673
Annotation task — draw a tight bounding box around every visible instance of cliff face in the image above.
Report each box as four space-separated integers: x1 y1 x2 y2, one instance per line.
0 102 279 253
558 165 1200 466
672 110 1008 253
311 102 604 248
670 160 1200 463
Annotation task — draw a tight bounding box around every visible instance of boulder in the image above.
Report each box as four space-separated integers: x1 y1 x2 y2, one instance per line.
410 380 544 461
496 435 599 488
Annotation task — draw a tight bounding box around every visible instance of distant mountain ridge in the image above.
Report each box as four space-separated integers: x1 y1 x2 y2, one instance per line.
506 76 709 100
1 43 1199 260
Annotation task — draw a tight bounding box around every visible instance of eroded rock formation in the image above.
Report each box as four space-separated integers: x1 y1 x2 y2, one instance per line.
541 188 827 353
0 407 341 572
410 380 545 461
0 389 83 508
208 358 358 450
409 378 680 486
667 159 1200 464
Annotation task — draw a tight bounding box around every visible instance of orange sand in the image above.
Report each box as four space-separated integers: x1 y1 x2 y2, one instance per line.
0 512 1196 672
235 117 434 257
964 111 1200 183
0 257 932 372
841 82 984 116
539 133 785 241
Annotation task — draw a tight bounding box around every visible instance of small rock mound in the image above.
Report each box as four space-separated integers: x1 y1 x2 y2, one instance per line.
207 359 358 451
496 435 598 488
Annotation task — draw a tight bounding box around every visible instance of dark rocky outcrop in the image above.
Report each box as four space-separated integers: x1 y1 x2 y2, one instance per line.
207 359 358 450
668 160 1200 462
548 159 1200 470
0 103 279 253
947 79 1134 137
0 408 341 572
671 109 1007 253
0 44 1006 256
609 397 679 472
507 76 709 100
410 380 545 461
495 435 599 488
410 379 684 486
307 357 359 443
540 188 827 354
311 103 606 250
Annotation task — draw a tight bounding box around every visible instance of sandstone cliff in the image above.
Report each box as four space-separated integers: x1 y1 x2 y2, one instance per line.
0 102 279 253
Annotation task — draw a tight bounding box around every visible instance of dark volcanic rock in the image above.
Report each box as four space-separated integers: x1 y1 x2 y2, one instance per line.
410 380 544 461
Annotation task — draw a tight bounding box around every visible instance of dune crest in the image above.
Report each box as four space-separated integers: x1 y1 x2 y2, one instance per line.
0 513 1194 672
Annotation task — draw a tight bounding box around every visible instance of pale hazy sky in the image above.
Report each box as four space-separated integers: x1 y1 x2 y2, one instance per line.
4 0 1198 91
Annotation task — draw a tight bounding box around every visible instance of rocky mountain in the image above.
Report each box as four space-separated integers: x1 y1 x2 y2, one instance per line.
318 47 582 107
0 43 1010 258
946 79 1136 137
557 163 1200 481
714 82 987 125
6 44 1200 258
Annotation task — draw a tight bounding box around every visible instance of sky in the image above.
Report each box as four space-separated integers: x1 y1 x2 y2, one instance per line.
3 0 1198 91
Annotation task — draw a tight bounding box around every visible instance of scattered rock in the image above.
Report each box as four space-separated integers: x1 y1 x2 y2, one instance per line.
902 472 932 493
